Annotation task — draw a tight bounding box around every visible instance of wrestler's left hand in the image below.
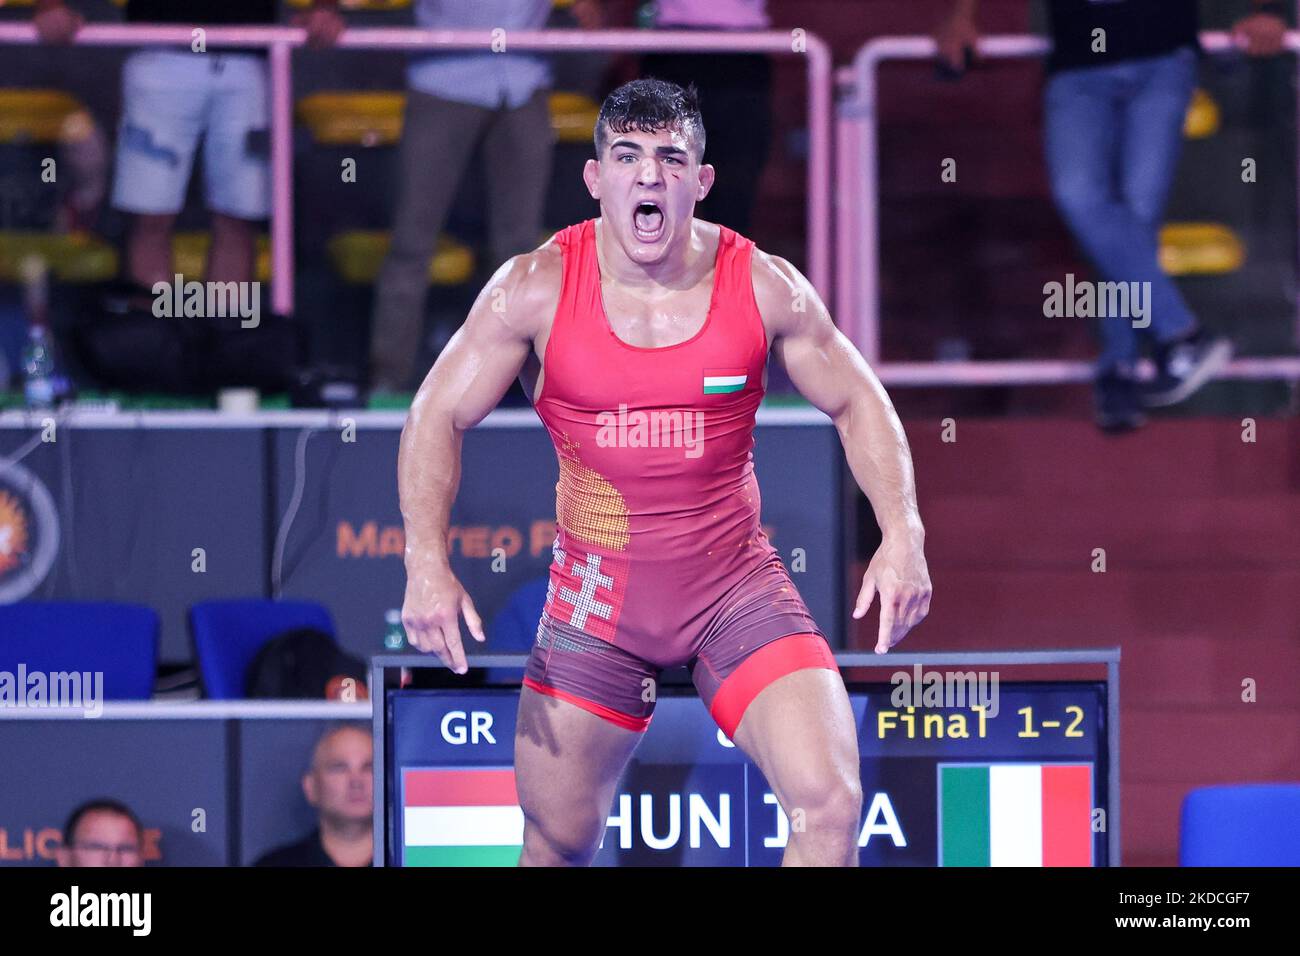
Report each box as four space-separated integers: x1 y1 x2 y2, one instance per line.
853 532 931 654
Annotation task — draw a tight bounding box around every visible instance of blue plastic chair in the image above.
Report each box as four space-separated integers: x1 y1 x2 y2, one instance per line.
488 576 549 652
480 575 548 683
190 599 335 699
0 601 158 699
1179 783 1300 865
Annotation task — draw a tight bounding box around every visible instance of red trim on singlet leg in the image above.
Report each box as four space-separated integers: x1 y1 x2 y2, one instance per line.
709 633 838 740
521 676 652 732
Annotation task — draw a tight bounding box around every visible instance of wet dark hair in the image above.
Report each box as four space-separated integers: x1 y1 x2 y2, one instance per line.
595 78 706 162
63 799 143 846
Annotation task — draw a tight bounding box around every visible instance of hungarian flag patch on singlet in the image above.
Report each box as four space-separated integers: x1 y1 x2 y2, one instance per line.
703 368 747 394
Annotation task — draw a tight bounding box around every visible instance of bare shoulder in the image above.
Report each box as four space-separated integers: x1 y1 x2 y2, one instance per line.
476 239 564 342
749 246 824 339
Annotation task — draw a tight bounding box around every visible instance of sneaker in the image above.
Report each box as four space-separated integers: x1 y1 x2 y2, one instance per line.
1095 366 1146 433
1143 328 1233 407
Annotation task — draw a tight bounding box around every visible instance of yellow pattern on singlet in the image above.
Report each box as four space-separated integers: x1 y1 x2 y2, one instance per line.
554 433 629 551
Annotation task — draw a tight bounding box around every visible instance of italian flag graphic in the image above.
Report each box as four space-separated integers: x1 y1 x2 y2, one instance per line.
403 768 523 866
703 368 747 394
939 763 1094 866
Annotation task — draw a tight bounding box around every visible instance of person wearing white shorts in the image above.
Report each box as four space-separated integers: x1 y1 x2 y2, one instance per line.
111 50 271 286
34 0 344 288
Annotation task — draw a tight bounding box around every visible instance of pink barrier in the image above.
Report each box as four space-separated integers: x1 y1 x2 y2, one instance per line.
0 23 832 315
841 32 1300 385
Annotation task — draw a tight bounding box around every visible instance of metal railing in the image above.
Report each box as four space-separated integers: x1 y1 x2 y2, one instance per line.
0 23 833 313
0 699 372 719
839 32 1300 385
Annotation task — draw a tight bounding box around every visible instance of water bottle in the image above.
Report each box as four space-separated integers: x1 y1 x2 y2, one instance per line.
383 608 407 650
19 257 68 409
21 326 58 409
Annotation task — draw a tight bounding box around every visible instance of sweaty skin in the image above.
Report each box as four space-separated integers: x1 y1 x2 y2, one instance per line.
397 124 930 670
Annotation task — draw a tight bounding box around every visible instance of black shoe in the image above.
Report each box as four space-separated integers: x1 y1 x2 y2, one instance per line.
1142 328 1233 407
1095 366 1146 433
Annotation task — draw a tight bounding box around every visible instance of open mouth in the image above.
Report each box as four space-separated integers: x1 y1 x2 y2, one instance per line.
633 201 665 242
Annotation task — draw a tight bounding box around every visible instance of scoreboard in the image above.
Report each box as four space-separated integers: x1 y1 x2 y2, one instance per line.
376 656 1118 867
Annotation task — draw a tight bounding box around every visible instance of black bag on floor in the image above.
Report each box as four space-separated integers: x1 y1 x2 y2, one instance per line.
72 282 302 394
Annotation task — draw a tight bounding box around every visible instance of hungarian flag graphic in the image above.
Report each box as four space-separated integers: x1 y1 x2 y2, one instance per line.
403 768 524 867
939 763 1093 866
703 368 747 394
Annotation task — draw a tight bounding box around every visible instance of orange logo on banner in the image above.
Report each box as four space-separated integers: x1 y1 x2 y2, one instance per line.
336 520 557 559
0 827 163 863
0 460 60 602
555 433 629 551
0 491 29 577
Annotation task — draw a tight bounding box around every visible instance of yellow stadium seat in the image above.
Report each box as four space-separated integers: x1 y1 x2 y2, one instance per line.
297 92 405 147
283 0 410 9
298 90 598 146
303 0 567 6
550 91 599 144
171 232 272 283
0 231 117 283
0 90 92 145
1183 88 1220 140
1159 223 1244 276
327 231 474 285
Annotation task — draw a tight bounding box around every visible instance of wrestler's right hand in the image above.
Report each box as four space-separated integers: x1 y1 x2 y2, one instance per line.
401 561 485 675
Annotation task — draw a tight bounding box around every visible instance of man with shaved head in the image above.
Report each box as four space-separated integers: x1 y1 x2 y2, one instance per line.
254 722 373 867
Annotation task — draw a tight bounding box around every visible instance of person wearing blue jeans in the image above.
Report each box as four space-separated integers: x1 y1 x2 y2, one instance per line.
1045 48 1199 374
937 0 1288 431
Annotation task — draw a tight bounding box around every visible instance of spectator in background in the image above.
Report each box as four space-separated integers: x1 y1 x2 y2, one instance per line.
488 574 550 650
57 799 145 868
368 0 601 393
640 0 773 236
254 722 373 867
936 0 1287 432
34 0 344 290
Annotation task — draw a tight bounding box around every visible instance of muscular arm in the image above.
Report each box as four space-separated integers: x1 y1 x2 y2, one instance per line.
397 246 560 670
754 251 931 653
